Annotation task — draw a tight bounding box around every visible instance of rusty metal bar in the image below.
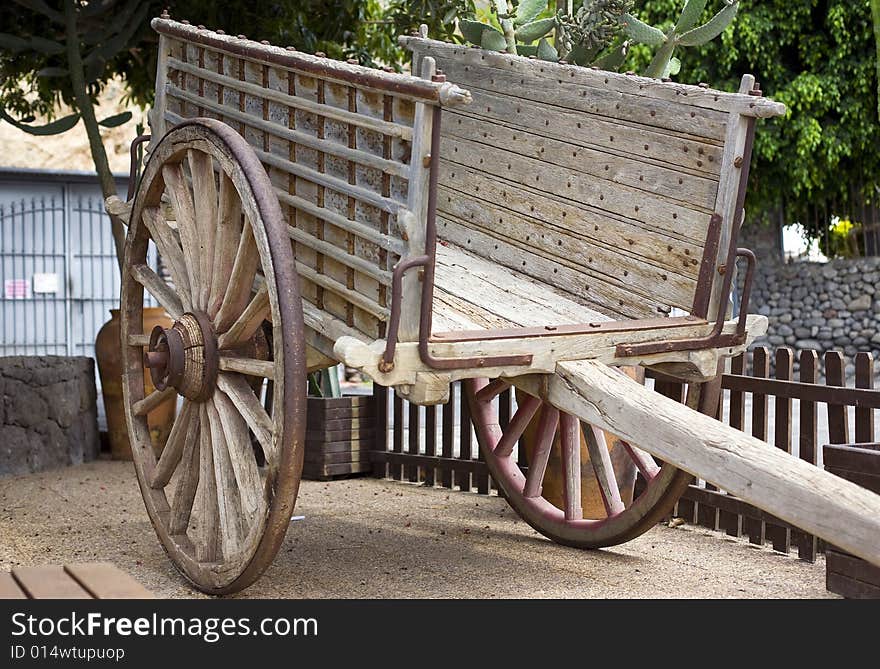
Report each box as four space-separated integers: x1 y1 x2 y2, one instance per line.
127 135 152 201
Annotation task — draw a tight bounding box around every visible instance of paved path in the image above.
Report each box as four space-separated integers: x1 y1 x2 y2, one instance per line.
0 461 833 598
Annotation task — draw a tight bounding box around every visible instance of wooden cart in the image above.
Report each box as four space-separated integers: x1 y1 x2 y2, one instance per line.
108 15 880 594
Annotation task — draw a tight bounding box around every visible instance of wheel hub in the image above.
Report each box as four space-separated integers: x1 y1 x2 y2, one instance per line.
145 311 218 402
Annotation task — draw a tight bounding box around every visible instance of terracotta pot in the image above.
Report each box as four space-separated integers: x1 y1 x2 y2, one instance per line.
95 307 177 460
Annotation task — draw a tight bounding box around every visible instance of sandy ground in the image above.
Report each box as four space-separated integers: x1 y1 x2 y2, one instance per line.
0 460 833 599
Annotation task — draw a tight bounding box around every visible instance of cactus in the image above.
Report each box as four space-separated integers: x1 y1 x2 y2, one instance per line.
556 0 632 58
458 0 558 59
623 0 739 78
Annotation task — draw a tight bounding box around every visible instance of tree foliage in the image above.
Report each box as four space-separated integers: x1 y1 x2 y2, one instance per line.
623 1 879 241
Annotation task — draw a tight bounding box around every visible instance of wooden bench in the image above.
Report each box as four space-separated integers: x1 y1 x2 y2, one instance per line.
0 563 154 599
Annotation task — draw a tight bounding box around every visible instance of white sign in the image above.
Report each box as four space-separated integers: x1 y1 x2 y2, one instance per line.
32 272 60 294
4 279 30 299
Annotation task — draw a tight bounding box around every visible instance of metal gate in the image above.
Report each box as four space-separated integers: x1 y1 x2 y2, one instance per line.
0 168 158 428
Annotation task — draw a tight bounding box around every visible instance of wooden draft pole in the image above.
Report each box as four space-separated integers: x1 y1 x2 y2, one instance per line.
514 360 880 567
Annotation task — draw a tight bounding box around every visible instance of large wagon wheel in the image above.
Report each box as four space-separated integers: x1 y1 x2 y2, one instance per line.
121 119 306 594
464 375 704 548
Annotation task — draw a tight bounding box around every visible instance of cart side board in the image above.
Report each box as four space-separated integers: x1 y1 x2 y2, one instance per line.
149 19 472 367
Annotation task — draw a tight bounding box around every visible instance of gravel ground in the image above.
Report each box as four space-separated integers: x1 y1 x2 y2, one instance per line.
0 460 834 599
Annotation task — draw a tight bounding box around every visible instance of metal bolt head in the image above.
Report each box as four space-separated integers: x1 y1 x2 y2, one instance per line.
216 29 225 34
315 51 326 58
261 40 270 45
734 156 744 168
181 19 190 25
699 82 709 88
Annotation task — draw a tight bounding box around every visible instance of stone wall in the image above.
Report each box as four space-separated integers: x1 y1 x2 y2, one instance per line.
746 257 880 376
0 356 99 477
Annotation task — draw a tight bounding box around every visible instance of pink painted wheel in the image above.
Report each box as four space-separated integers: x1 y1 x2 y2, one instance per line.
464 377 693 548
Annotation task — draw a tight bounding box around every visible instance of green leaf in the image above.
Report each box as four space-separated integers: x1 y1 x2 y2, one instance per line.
536 37 558 61
481 27 508 52
621 14 666 47
592 41 629 71
675 0 710 33
27 37 64 55
0 33 30 52
442 7 458 25
0 109 80 135
570 44 601 66
663 56 681 78
677 2 739 47
459 19 488 45
36 66 68 78
515 18 555 44
98 111 132 128
514 0 548 26
517 44 538 57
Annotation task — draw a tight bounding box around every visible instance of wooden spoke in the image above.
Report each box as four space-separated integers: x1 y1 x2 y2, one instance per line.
217 372 275 466
142 206 192 310
523 406 559 498
495 394 542 457
188 149 218 310
195 405 221 562
622 441 661 480
206 399 244 558
130 263 183 319
582 423 626 516
217 283 269 349
474 378 510 404
218 356 275 379
162 163 202 302
212 392 265 519
127 334 150 347
168 418 200 536
209 172 244 317
214 221 261 333
150 401 195 489
559 413 583 521
132 386 177 417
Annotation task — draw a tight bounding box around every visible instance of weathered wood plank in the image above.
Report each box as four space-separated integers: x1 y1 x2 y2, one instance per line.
440 132 712 239
439 164 705 269
12 566 91 599
443 87 723 179
64 563 154 599
438 218 664 319
0 572 25 599
443 111 720 206
438 188 698 310
402 37 786 119
430 56 729 140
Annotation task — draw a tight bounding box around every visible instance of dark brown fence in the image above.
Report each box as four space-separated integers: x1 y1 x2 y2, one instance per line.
370 347 880 562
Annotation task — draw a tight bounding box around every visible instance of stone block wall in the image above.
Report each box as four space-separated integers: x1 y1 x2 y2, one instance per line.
0 356 99 477
745 257 880 377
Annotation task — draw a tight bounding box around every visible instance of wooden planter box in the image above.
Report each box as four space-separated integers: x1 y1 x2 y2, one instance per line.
303 395 376 480
823 443 880 599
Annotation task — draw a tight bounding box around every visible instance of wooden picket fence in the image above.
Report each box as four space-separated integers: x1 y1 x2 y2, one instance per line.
370 347 880 562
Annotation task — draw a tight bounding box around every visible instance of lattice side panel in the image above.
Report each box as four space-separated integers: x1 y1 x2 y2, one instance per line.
160 41 420 343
